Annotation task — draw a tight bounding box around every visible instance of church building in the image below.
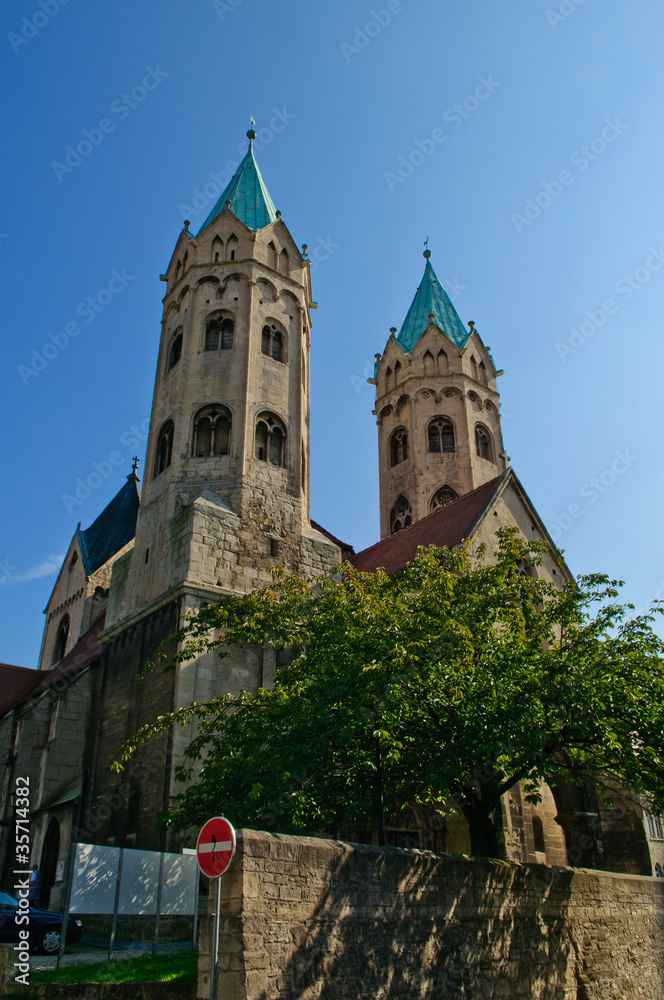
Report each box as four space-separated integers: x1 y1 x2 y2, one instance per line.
0 130 658 908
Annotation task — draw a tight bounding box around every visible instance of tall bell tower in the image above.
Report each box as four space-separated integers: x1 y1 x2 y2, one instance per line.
372 250 508 539
105 128 341 631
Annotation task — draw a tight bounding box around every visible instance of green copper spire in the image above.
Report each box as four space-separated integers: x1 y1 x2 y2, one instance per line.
197 128 278 235
395 251 470 353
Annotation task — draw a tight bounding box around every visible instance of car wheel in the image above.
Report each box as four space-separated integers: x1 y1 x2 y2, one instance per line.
37 926 61 955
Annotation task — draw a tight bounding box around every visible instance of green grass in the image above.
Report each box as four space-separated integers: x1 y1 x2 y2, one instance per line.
30 951 197 985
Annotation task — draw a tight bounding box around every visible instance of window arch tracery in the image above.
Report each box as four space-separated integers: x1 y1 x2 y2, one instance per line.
427 417 455 454
390 495 412 534
262 324 285 362
167 331 183 371
53 614 70 663
475 423 494 462
154 420 174 477
255 411 286 467
205 315 234 352
431 485 458 512
192 405 232 458
390 427 408 467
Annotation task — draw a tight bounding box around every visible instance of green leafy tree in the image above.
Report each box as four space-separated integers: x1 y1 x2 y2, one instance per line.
117 528 664 858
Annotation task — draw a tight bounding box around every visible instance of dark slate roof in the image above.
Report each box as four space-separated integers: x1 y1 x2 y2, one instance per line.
349 474 507 575
396 256 470 354
0 663 43 718
78 478 140 575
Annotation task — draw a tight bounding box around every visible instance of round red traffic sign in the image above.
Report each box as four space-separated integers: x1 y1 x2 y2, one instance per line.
196 816 236 878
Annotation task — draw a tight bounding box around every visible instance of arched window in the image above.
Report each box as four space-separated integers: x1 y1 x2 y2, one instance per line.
154 420 174 477
423 351 435 376
267 241 278 269
174 259 181 281
475 424 494 462
212 235 223 262
262 325 284 362
470 356 478 381
226 234 238 261
205 315 234 352
428 417 455 453
53 614 70 663
255 412 286 467
394 360 401 386
468 391 482 412
390 495 412 534
192 405 232 458
431 486 458 512
279 248 289 274
437 350 448 375
167 332 182 371
390 428 408 467
479 360 488 385
532 815 546 854
384 366 392 391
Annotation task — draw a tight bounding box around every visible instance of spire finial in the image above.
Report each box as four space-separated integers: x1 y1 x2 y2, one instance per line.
247 116 257 146
423 236 432 260
128 457 140 482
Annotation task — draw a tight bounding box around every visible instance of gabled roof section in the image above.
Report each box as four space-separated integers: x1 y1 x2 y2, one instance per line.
78 475 140 576
349 474 508 575
396 253 470 354
310 519 356 561
197 134 277 236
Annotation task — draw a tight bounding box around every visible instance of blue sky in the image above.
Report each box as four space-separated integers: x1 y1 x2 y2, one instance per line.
1 0 663 668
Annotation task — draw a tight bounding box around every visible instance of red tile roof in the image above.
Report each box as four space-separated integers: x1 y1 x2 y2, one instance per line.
0 663 43 718
0 613 107 719
349 474 506 575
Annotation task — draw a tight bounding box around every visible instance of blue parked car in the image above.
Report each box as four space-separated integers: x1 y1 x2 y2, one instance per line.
0 888 83 954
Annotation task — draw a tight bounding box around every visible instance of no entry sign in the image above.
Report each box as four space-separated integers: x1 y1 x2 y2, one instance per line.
196 816 236 878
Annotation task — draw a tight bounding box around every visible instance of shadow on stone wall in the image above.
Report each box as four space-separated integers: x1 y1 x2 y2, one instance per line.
228 833 664 1000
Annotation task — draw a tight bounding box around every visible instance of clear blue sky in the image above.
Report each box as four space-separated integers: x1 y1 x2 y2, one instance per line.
1 0 663 668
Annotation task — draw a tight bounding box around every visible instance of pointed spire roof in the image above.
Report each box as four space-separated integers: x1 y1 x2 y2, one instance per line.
197 129 277 236
77 469 140 575
396 251 470 353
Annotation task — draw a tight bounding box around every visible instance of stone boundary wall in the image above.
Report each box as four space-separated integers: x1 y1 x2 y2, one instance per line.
198 830 664 1000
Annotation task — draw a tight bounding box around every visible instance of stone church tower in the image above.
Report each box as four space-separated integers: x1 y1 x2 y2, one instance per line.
85 130 345 850
105 129 341 634
372 250 508 539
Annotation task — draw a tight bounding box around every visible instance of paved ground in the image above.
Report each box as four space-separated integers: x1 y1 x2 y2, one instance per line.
29 937 195 972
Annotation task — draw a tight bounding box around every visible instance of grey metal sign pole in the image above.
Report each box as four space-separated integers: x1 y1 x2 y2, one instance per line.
210 876 222 1000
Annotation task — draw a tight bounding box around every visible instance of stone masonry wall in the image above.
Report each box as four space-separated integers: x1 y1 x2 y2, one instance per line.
199 830 664 1000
